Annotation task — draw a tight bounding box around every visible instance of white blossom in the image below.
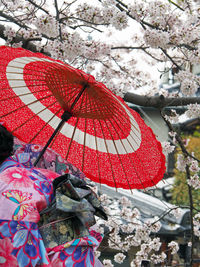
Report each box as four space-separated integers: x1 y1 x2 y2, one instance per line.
34 15 59 38
144 29 170 49
162 141 175 156
177 154 187 172
168 241 179 254
114 253 126 264
94 251 101 258
168 131 177 143
150 252 167 264
193 213 200 237
185 103 200 118
3 26 16 41
170 207 182 219
189 160 200 173
188 174 200 189
103 259 114 267
164 109 179 123
120 196 132 207
175 71 199 96
150 237 162 251
111 11 128 30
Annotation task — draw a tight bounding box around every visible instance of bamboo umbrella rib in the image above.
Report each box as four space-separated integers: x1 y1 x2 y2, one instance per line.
107 111 157 187
93 99 157 187
11 99 59 133
104 115 147 189
84 89 102 185
65 89 86 161
97 118 118 189
49 117 66 149
29 107 62 144
0 89 52 102
89 96 141 146
0 94 56 119
94 94 144 188
80 89 88 172
88 94 119 188
93 119 102 186
103 117 134 191
81 117 87 173
65 117 80 161
0 80 47 89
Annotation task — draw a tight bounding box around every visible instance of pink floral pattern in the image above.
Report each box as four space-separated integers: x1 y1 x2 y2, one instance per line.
0 168 33 188
0 238 18 266
0 140 103 267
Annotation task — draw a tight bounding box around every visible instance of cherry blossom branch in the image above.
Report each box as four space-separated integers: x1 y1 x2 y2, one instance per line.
123 92 200 107
168 0 185 11
54 0 63 41
26 0 49 14
0 11 28 29
111 46 149 50
160 48 182 70
160 110 195 266
186 165 194 266
62 16 109 26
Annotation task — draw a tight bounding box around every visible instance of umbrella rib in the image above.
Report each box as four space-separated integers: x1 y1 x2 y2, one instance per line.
76 89 88 171
65 89 86 161
106 109 158 187
105 116 147 189
65 117 79 161
92 118 102 186
103 119 134 191
29 107 62 144
94 95 141 146
89 93 119 188
0 82 48 91
0 89 53 102
80 88 91 173
81 117 87 173
91 91 156 188
86 92 102 185
94 98 138 190
0 94 56 119
11 99 59 133
105 107 157 187
99 85 142 139
98 119 118 189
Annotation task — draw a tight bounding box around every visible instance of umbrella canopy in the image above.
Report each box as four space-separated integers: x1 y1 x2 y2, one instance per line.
0 46 165 189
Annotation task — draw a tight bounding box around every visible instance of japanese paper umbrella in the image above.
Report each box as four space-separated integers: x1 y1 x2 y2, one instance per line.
0 46 165 189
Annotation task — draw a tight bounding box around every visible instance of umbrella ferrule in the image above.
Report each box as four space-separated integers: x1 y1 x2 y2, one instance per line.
61 111 72 121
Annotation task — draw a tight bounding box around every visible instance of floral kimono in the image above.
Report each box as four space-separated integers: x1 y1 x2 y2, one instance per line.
0 139 103 267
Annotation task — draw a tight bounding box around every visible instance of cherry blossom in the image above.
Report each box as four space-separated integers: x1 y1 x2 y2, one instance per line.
114 253 126 264
168 241 179 254
103 259 114 267
185 103 200 118
188 174 200 189
161 141 175 156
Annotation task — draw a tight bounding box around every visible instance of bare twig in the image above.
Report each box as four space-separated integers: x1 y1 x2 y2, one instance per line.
26 0 49 14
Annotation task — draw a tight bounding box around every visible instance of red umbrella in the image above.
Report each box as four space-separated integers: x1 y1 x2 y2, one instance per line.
0 46 165 189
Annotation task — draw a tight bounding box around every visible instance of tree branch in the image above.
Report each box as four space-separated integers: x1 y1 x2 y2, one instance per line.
123 92 200 107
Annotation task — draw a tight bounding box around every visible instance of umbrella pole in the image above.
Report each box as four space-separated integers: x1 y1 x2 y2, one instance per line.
34 83 88 167
33 111 72 166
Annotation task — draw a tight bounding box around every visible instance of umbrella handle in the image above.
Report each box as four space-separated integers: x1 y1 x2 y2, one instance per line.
34 111 72 167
